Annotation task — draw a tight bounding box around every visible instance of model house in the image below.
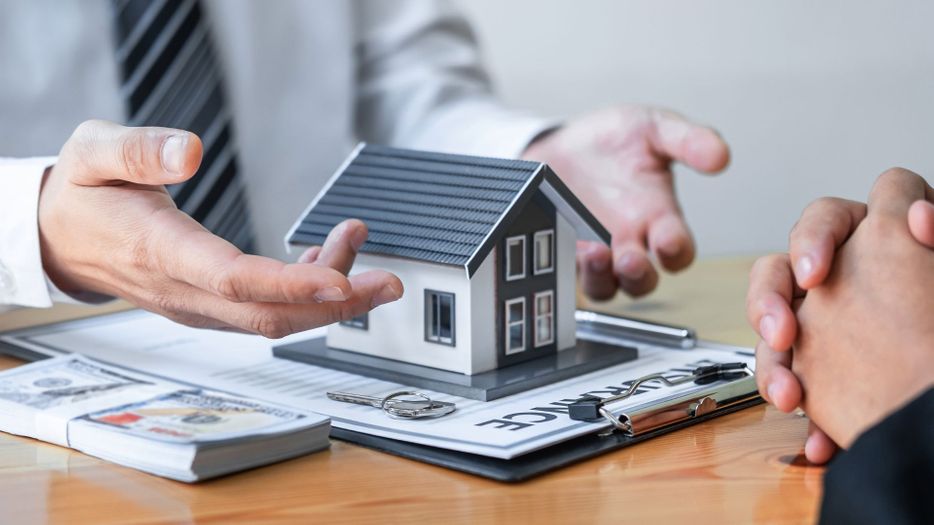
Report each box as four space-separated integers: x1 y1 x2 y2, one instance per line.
286 144 610 376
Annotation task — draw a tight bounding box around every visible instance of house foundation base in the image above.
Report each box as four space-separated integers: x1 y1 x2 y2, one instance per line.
272 337 638 401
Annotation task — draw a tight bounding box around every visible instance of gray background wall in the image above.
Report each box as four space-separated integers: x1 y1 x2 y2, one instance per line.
456 0 934 256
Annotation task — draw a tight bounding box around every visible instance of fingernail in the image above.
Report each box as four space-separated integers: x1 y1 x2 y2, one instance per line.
657 240 681 258
804 435 816 460
759 315 776 345
161 133 188 176
589 258 609 273
617 253 646 280
588 250 610 272
372 284 402 307
766 383 777 404
349 224 367 252
795 255 814 282
314 286 346 303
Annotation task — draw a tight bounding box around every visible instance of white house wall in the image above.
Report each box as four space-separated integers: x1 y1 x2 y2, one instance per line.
468 253 497 375
326 253 473 374
556 212 577 351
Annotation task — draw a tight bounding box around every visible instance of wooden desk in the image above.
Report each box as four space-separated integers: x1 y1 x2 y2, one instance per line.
0 257 822 524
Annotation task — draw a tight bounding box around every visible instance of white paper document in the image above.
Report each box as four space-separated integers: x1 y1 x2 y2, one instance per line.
1 310 755 459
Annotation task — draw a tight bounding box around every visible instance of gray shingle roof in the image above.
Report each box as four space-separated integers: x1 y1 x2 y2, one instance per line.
287 144 609 276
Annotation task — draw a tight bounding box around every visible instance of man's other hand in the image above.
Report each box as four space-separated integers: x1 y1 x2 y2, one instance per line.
38 120 403 338
522 105 730 299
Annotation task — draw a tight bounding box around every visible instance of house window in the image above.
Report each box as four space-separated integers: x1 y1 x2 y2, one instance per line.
505 297 526 355
505 235 526 281
340 313 368 330
425 290 455 346
533 230 555 275
534 291 555 347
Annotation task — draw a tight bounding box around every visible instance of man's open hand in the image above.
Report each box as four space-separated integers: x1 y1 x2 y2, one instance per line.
38 120 403 338
522 105 730 299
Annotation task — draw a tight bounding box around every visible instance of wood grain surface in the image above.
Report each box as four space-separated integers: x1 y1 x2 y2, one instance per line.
0 257 823 524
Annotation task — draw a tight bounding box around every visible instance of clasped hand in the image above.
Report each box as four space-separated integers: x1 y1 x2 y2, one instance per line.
747 168 934 462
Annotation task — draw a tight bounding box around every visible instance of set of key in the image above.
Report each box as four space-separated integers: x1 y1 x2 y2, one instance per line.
326 390 456 419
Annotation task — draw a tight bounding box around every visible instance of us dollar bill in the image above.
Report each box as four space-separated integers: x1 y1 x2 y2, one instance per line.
0 356 153 410
78 389 309 443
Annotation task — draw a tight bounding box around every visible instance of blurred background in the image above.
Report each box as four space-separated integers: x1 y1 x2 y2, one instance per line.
456 0 934 256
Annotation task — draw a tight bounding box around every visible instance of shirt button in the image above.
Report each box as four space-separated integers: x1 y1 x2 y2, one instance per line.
0 260 15 295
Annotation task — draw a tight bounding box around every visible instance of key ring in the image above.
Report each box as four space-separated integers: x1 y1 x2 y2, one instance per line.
381 391 432 411
381 391 455 419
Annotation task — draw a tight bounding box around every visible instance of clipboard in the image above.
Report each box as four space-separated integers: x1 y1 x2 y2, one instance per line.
327 354 760 482
322 309 759 481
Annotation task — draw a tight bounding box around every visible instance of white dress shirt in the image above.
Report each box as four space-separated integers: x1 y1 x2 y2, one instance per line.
0 0 552 313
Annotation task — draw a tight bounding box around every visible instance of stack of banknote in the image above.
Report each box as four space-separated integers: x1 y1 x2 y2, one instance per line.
0 355 330 482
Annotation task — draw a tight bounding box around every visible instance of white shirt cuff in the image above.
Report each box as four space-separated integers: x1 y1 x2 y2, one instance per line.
0 157 58 308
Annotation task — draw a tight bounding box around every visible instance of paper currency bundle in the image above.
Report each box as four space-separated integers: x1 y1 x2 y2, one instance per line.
0 355 330 482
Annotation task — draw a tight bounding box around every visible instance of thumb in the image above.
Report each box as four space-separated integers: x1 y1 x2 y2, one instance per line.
649 109 731 174
63 120 203 186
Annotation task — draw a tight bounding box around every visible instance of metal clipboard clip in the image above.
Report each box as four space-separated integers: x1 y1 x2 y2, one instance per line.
568 363 758 436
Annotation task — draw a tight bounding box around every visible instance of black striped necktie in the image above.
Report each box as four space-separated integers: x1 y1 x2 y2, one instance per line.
111 0 256 253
